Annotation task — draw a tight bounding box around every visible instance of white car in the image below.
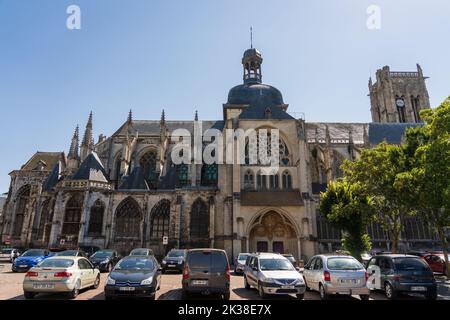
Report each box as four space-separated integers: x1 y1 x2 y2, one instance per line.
23 256 101 299
243 252 306 299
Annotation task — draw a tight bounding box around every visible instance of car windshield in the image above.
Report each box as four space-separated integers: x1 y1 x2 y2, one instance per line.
38 259 74 268
130 250 148 256
327 257 363 270
54 251 78 256
115 258 154 270
1 249 12 254
91 251 113 259
259 258 295 271
238 254 249 261
167 251 185 258
22 250 45 257
394 258 430 271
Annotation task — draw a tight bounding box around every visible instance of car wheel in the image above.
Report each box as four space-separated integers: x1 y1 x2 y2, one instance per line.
296 293 304 300
223 291 231 300
360 294 370 301
384 282 396 300
319 284 329 300
24 291 35 299
69 279 81 299
258 283 267 299
93 274 100 289
244 276 250 290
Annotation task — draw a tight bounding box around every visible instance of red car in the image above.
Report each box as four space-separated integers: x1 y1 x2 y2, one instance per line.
423 253 448 274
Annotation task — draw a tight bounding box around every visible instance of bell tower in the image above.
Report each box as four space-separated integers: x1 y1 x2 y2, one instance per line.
368 64 431 123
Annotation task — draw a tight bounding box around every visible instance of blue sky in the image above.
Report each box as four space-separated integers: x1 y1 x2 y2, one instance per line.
0 0 449 193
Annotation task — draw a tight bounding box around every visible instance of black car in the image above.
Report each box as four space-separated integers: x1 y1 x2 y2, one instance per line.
367 254 437 300
89 250 120 272
79 245 101 258
104 256 162 300
161 249 187 273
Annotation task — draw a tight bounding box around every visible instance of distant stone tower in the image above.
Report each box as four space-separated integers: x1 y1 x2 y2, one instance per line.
368 65 431 123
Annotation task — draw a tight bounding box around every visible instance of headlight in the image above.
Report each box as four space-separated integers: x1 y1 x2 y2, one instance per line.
162 260 167 264
264 278 275 283
178 260 183 265
106 277 115 285
294 278 304 284
141 277 153 285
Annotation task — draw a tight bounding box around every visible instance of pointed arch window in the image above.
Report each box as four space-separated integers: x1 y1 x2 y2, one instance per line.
150 199 170 239
244 170 254 190
140 151 158 188
190 199 209 239
177 164 189 187
282 171 293 189
201 164 218 186
244 131 290 166
115 197 141 238
13 185 31 237
62 194 83 235
257 171 267 190
269 174 279 189
88 199 105 236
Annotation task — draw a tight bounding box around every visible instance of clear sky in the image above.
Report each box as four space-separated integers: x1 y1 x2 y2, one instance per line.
0 0 449 193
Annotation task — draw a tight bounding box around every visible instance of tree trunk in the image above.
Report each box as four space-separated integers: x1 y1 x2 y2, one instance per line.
437 226 450 278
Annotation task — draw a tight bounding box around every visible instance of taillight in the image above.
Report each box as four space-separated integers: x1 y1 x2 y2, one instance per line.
26 271 38 277
182 265 190 280
365 272 369 282
324 271 331 282
226 265 231 281
54 272 72 278
393 275 401 281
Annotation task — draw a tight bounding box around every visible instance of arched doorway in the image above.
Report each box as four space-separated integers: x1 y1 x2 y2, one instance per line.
248 211 299 257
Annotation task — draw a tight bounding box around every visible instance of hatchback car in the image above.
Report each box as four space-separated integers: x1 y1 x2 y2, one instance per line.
89 250 120 272
244 253 306 300
129 248 154 257
234 253 250 274
366 254 437 300
423 253 448 275
104 255 162 300
23 256 100 299
161 249 187 273
12 249 49 272
182 249 231 300
303 255 370 300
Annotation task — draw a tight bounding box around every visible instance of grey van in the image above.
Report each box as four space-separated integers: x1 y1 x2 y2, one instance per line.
181 249 231 300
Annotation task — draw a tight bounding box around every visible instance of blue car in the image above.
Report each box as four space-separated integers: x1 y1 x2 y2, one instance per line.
12 249 50 272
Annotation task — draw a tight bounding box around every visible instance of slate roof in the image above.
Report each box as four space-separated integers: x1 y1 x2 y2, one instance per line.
118 167 150 190
72 152 109 182
368 123 421 145
21 152 64 171
42 161 63 192
239 104 295 120
114 120 225 136
306 123 367 144
227 83 284 106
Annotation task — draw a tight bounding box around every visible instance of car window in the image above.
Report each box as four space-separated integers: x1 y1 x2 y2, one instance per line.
314 258 323 270
212 252 228 271
379 258 393 270
168 250 185 258
394 258 430 271
368 258 377 267
327 257 363 270
78 259 92 269
116 258 154 270
39 259 74 268
22 250 45 257
306 257 316 270
259 258 295 271
91 251 113 259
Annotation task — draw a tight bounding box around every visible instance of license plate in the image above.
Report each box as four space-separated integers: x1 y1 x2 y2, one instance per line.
20 265 28 268
119 287 135 291
33 284 54 289
411 286 427 292
168 264 176 267
281 285 295 289
192 280 208 286
340 279 357 284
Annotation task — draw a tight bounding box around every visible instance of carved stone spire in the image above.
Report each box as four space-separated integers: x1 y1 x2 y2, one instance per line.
68 125 79 159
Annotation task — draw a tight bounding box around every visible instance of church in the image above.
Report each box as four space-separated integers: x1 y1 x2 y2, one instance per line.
0 47 439 260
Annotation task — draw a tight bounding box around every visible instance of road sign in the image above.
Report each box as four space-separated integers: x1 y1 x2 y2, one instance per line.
163 236 168 245
60 239 65 245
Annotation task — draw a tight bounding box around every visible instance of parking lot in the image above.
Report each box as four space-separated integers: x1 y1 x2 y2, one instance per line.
1 262 449 301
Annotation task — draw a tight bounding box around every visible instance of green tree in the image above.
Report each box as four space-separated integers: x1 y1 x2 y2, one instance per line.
399 97 450 276
320 180 373 261
342 143 411 253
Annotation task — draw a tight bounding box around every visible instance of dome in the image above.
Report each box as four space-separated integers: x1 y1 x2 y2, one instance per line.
243 48 262 60
227 83 284 107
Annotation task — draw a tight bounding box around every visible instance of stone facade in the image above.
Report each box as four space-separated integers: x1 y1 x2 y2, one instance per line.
0 49 439 261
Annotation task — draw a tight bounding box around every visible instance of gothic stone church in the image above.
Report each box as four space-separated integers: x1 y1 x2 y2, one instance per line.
0 48 439 260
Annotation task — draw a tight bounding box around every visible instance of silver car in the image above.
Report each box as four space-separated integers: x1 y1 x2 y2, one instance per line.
303 254 370 300
23 256 101 299
243 253 306 299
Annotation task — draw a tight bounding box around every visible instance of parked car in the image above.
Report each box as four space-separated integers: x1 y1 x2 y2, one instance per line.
12 249 49 272
104 255 162 300
1 248 22 262
243 252 306 300
89 250 120 272
161 249 187 273
78 245 100 258
22 256 100 299
53 250 88 258
182 249 231 300
234 253 250 274
423 253 448 275
129 248 154 257
303 254 369 300
366 254 437 300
